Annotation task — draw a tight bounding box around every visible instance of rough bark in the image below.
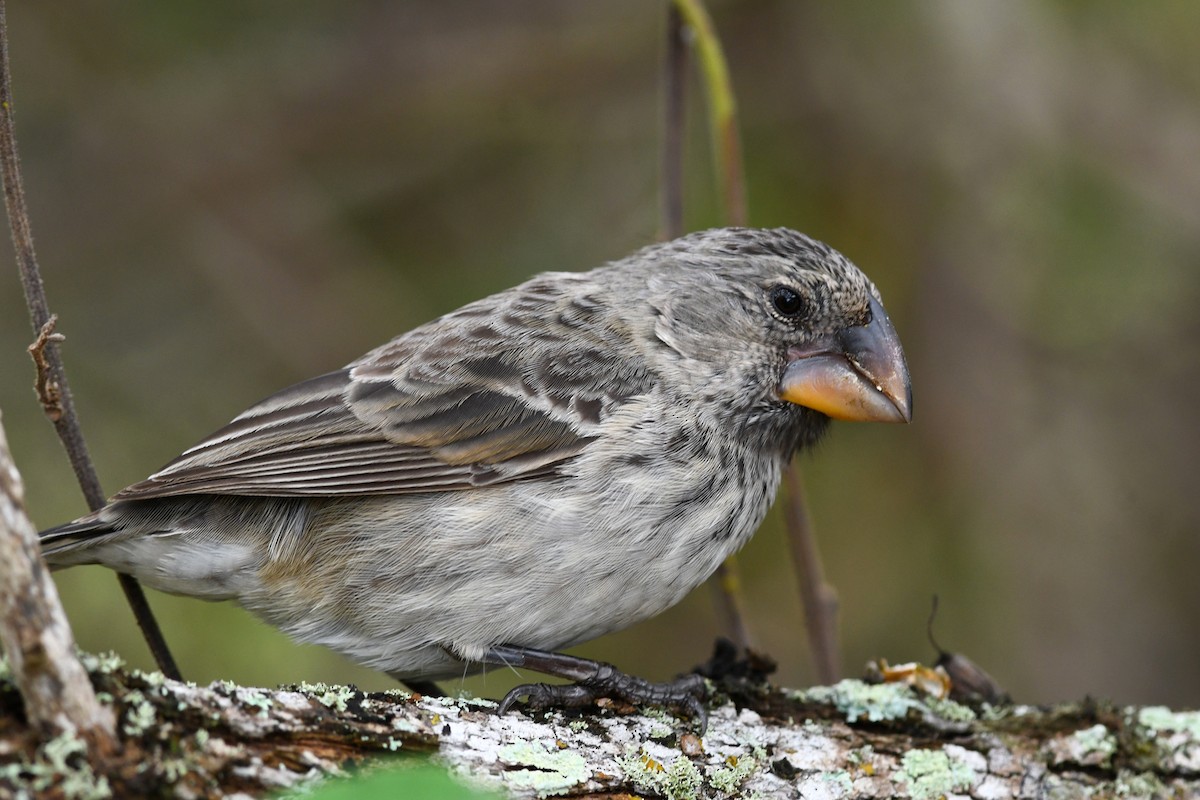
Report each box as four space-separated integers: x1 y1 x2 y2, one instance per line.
0 646 1195 799
0 411 115 743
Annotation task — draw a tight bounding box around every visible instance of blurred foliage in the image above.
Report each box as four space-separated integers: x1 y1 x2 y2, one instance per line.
1 2 1197 708
282 761 501 800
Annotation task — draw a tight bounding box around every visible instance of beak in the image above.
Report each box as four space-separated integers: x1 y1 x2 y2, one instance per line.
778 295 912 423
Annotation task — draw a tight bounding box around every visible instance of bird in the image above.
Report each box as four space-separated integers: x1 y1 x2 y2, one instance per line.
40 226 911 724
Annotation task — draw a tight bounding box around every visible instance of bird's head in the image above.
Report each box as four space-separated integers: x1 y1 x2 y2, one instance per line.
622 227 911 442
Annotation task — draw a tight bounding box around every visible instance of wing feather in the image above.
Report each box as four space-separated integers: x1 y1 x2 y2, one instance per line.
113 276 653 501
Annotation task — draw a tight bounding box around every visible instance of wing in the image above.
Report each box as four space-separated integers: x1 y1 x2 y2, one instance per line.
113 276 654 501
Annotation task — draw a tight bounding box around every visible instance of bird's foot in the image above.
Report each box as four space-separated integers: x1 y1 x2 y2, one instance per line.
484 645 709 732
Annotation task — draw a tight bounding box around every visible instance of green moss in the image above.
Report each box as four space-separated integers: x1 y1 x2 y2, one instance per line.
893 748 975 800
496 742 589 797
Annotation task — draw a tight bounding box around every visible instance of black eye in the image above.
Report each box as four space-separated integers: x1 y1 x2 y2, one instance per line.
770 285 804 318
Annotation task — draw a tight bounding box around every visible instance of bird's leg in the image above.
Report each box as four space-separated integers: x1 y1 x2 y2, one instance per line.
483 644 709 731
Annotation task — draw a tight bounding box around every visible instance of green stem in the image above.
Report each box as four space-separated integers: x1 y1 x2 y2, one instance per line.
670 0 747 225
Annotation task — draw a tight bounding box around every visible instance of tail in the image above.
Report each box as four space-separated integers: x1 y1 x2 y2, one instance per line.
38 513 117 568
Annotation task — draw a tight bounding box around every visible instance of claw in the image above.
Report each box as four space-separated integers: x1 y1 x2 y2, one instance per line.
488 646 710 732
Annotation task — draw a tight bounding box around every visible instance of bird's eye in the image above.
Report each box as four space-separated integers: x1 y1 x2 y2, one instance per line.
770 285 805 318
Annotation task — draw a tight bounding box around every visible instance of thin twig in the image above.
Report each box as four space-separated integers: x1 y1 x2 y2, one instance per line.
781 467 840 683
0 0 181 680
669 0 746 226
661 3 686 241
664 1 753 651
671 0 841 677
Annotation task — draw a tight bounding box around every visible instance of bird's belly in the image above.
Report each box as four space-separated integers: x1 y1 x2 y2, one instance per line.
246 455 782 675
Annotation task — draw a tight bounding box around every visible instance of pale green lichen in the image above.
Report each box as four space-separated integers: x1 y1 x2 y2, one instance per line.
43 731 88 775
496 742 589 796
238 687 274 717
77 651 124 674
648 723 674 740
793 680 923 723
386 737 403 752
1071 724 1117 763
708 753 758 794
925 696 977 723
1115 769 1170 797
452 694 499 710
663 754 704 800
297 681 357 712
979 703 1008 721
160 758 190 782
130 669 168 692
194 729 209 748
619 747 703 800
845 744 873 767
393 717 422 734
893 748 975 800
121 690 156 737
1 729 113 799
822 770 854 796
1138 706 1200 738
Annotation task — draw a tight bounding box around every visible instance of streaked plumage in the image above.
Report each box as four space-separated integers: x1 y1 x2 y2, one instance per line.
41 227 910 681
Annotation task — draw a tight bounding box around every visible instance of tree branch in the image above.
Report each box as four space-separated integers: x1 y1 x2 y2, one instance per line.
0 411 115 744
1 652 1195 798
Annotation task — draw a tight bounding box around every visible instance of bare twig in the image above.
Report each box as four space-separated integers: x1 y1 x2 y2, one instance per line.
670 0 841 678
664 1 753 651
782 467 840 683
0 0 181 680
669 0 746 226
0 409 115 742
661 3 687 241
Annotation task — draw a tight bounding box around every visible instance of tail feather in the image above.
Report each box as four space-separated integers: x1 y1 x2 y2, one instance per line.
38 514 117 566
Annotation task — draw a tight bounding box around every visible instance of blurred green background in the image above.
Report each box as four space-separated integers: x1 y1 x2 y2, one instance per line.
1 2 1197 708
